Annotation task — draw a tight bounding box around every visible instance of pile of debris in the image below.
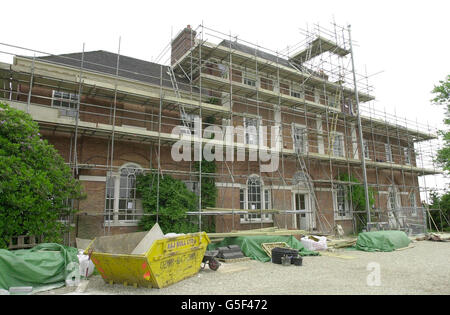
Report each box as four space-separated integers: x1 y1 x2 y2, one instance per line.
416 233 450 242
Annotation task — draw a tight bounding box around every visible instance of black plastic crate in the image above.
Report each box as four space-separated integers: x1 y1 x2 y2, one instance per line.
271 247 299 264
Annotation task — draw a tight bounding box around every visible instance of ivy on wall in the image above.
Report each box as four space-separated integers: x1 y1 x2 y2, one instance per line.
337 173 375 233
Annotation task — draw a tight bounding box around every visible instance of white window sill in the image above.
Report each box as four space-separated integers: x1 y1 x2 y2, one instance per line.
240 220 274 224
103 221 140 227
334 216 353 221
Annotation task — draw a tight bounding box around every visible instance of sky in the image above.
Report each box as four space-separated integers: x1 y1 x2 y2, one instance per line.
1 0 449 190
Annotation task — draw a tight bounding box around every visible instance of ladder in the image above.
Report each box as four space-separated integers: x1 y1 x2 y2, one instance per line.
167 66 191 133
294 143 332 233
328 87 342 155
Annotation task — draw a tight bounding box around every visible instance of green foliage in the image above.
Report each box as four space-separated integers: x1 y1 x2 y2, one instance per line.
427 192 450 232
0 102 83 248
337 173 375 233
136 173 199 234
432 75 450 171
194 115 217 232
431 75 450 106
206 97 220 105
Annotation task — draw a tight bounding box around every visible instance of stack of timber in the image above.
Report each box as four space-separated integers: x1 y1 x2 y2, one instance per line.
207 227 324 243
326 238 357 249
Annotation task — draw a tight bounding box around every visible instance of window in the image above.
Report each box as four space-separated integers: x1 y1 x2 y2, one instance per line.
240 175 272 222
410 192 417 217
243 73 257 87
314 90 321 104
335 185 351 219
292 124 308 154
52 90 79 108
240 188 246 210
363 139 370 159
403 147 411 165
264 189 271 211
181 113 199 135
327 93 337 108
385 144 393 162
247 176 261 211
332 133 345 157
217 64 228 79
105 176 115 222
185 181 200 196
290 83 304 99
244 117 259 145
105 163 143 225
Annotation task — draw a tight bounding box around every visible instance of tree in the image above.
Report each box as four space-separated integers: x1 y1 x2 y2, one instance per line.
0 102 84 248
194 115 218 210
427 192 450 232
432 75 450 172
136 173 199 234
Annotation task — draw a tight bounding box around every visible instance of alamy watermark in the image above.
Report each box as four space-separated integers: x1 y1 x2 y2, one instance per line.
366 262 381 286
171 117 281 172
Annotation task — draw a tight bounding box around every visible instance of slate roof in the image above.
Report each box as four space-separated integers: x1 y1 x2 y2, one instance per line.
31 50 192 90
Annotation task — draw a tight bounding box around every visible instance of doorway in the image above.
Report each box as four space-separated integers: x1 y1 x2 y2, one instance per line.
293 192 310 230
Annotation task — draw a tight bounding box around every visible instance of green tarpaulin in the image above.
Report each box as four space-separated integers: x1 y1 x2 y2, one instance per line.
208 235 319 262
0 243 79 292
355 230 411 252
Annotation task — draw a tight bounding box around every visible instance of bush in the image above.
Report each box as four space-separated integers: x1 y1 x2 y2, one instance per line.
136 173 199 234
0 102 83 248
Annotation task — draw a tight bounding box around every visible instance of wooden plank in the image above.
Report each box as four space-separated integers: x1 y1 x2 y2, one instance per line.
207 229 311 239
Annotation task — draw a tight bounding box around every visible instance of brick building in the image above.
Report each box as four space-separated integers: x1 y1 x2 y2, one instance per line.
0 24 440 241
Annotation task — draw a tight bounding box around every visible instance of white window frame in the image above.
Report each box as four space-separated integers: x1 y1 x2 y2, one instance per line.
327 92 337 108
314 89 321 104
244 117 260 146
410 192 418 217
217 63 229 79
184 181 200 196
290 82 304 99
333 185 352 220
52 90 79 109
181 112 199 135
292 123 308 154
243 72 257 87
239 175 273 223
332 132 345 158
104 163 143 226
403 147 411 165
385 143 393 162
363 139 371 160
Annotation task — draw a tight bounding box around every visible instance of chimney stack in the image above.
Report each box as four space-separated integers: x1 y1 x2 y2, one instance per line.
171 25 197 65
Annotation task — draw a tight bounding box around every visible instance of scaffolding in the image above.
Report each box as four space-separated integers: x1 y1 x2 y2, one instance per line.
0 21 446 243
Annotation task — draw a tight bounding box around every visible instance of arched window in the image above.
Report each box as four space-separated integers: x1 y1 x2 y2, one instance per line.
239 175 272 223
247 175 262 211
105 163 143 225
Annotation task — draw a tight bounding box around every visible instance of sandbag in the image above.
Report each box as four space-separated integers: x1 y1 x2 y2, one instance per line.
300 236 328 251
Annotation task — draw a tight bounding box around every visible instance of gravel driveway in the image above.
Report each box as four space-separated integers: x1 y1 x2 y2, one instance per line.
41 240 450 295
